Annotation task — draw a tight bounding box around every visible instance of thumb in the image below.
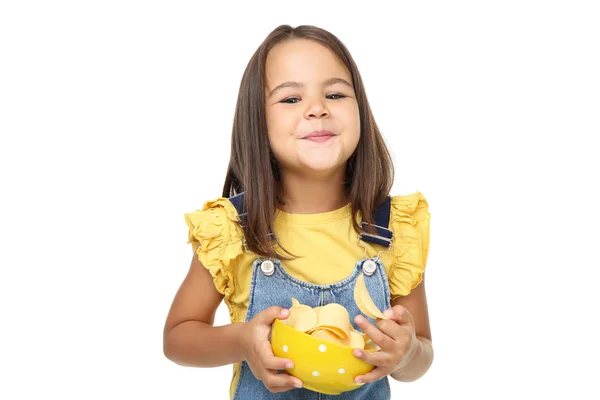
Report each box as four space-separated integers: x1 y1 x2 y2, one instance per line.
257 306 290 326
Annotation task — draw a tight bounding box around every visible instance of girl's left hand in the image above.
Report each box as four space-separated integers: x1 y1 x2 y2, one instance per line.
352 305 419 384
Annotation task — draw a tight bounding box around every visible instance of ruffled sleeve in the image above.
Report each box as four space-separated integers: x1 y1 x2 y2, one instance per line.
388 191 431 299
183 197 245 296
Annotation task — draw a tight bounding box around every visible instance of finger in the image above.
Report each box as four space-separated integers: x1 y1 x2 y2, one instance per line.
375 318 406 342
262 369 304 392
257 306 290 326
351 347 391 368
257 340 295 370
354 366 390 385
252 307 290 342
261 354 296 371
354 315 394 350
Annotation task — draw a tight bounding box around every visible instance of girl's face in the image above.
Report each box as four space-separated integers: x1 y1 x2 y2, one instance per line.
264 39 360 179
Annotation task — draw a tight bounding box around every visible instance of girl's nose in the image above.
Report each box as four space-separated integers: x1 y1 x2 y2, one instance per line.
304 98 330 119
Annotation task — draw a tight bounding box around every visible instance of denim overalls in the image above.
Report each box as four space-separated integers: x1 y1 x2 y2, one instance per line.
228 193 395 400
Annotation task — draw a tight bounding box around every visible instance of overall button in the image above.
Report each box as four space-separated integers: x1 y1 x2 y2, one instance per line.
362 259 377 276
260 260 275 276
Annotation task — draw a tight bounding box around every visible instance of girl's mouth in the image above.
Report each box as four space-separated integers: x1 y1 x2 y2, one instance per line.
304 135 334 143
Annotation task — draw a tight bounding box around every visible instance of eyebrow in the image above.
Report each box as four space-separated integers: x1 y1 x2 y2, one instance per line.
267 77 354 98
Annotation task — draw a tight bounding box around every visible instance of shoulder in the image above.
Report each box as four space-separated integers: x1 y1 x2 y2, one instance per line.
389 191 429 218
184 197 241 232
184 196 243 250
388 190 430 246
183 196 244 294
387 191 431 298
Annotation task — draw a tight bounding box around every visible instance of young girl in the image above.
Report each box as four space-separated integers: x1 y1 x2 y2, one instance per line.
163 24 434 400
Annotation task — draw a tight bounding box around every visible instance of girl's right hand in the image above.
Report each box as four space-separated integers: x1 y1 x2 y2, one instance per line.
241 306 304 393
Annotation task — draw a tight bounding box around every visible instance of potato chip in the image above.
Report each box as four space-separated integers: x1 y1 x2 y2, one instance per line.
307 306 323 332
286 304 317 332
313 306 323 319
353 274 388 320
358 331 371 344
364 340 381 351
282 298 379 351
312 325 347 340
346 330 365 348
281 298 301 326
349 328 370 344
312 328 346 346
314 303 351 339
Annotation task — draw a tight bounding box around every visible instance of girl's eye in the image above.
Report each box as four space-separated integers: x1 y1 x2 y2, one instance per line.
280 94 346 104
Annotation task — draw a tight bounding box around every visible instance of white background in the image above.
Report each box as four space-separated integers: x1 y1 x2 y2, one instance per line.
1 1 599 399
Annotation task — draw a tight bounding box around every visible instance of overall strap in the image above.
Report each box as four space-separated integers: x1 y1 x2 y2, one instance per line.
359 196 393 248
227 192 277 243
228 192 250 228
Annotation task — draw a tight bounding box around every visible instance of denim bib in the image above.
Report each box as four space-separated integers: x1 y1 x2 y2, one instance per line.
229 193 394 400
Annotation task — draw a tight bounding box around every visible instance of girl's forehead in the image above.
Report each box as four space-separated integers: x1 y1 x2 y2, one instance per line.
265 39 351 85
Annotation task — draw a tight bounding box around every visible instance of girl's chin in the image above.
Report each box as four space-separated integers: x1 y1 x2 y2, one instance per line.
293 161 345 175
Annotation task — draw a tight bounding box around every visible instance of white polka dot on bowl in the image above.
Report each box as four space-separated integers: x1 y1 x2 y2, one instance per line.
282 345 288 353
338 368 345 374
318 344 327 352
312 371 320 377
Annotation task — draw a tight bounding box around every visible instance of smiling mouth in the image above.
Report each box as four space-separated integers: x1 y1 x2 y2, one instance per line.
302 130 337 140
304 135 335 143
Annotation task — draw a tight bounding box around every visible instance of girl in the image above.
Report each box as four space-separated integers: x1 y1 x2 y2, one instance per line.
163 24 434 400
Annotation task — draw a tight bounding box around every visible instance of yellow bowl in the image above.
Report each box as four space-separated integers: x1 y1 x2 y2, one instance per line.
270 318 376 395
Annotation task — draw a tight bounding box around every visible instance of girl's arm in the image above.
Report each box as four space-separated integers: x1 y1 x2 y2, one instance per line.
389 274 434 382
163 252 246 367
163 252 303 391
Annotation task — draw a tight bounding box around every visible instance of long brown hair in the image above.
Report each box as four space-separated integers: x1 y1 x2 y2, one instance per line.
222 24 394 260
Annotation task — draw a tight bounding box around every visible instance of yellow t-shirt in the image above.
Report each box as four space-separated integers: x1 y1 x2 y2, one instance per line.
183 191 431 399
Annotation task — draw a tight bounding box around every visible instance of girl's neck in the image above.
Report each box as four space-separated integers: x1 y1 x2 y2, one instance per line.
278 169 349 214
